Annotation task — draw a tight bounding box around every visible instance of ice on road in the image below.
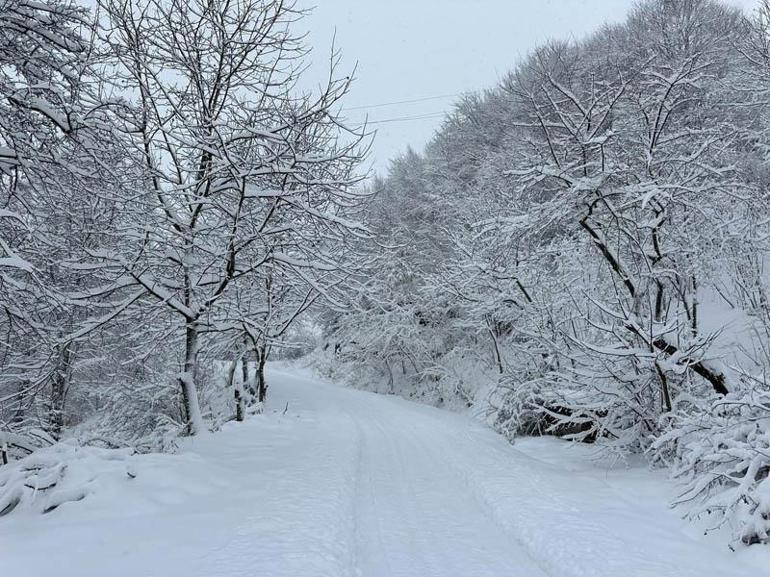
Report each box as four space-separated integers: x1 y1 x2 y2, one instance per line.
1 367 767 577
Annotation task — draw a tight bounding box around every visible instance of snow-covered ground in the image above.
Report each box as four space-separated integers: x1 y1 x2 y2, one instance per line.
2 366 769 577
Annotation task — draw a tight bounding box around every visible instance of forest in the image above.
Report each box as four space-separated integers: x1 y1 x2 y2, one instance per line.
320 0 770 547
4 0 770 562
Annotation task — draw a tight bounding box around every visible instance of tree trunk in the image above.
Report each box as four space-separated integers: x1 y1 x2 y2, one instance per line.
256 344 268 403
178 323 205 435
486 317 504 375
225 357 244 422
234 386 244 422
11 383 26 425
48 342 73 440
241 353 250 395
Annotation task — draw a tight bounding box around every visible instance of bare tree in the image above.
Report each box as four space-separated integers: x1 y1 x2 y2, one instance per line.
98 0 367 434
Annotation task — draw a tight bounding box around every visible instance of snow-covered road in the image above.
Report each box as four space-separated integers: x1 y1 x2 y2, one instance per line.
2 367 768 577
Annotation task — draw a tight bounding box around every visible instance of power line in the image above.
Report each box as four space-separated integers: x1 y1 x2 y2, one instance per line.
340 89 483 125
362 112 448 125
344 91 477 112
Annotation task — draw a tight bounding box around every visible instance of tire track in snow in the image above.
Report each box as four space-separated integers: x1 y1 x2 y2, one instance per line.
339 391 549 577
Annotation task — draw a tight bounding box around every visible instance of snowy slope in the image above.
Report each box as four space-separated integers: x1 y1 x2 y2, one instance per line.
1 366 768 577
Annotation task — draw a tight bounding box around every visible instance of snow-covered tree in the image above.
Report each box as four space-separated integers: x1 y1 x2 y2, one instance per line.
97 0 367 434
0 0 135 448
317 0 770 546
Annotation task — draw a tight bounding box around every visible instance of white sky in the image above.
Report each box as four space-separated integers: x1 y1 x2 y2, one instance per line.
299 0 759 175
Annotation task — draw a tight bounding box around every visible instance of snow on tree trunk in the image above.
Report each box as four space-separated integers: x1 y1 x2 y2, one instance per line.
178 325 204 435
241 355 254 405
224 357 244 422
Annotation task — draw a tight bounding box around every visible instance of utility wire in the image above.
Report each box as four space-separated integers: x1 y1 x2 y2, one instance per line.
362 112 448 125
344 91 475 111
340 89 481 125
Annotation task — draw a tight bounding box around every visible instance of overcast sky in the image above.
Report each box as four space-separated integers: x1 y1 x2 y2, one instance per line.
299 0 759 175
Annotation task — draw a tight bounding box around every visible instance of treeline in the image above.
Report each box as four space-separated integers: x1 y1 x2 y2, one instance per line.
319 0 770 546
0 0 367 453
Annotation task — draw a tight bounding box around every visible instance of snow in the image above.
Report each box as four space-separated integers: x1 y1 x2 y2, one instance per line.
178 371 206 436
2 365 769 577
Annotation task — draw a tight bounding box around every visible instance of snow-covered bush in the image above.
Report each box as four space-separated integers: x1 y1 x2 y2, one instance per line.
0 441 135 517
0 429 55 464
655 386 770 546
85 379 183 453
81 358 247 452
491 376 605 443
